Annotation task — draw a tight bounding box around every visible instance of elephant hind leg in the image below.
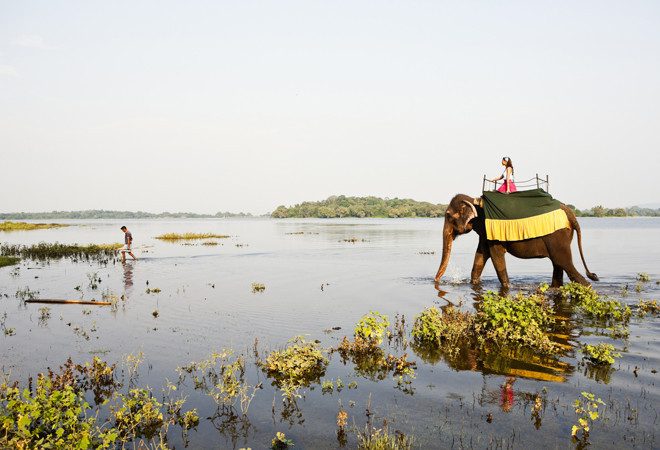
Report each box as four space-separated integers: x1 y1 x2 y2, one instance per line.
551 263 564 288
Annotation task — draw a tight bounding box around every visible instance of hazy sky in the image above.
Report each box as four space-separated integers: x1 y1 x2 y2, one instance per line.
2 1 659 214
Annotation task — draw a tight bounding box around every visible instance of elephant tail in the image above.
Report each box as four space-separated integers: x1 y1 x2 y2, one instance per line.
564 205 599 282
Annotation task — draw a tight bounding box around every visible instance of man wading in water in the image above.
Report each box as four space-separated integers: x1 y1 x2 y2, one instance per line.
120 226 137 261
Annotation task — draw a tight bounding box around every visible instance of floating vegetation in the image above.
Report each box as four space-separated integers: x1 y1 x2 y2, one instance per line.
87 272 101 290
16 286 39 301
572 392 605 444
560 282 631 323
358 420 414 450
178 349 261 416
635 299 660 316
263 335 329 401
333 312 416 390
476 291 560 354
252 282 265 293
154 232 230 241
580 342 622 365
0 256 20 268
271 431 295 449
0 356 197 449
341 238 369 243
0 242 119 261
146 288 161 294
636 272 651 282
0 221 69 231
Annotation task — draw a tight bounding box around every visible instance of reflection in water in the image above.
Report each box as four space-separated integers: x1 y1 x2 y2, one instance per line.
499 376 515 412
419 284 579 382
122 261 134 298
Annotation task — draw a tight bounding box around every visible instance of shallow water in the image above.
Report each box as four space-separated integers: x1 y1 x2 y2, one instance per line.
1 218 659 448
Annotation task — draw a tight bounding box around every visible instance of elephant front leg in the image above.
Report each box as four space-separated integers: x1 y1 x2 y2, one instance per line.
470 242 490 284
489 244 510 287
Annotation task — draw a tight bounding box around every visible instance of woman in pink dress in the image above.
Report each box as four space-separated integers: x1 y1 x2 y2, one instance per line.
490 156 517 193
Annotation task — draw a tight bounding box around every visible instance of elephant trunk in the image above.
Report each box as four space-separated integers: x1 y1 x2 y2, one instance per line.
435 219 455 282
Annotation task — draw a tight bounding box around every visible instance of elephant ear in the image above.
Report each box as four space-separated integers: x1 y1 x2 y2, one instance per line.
460 200 478 228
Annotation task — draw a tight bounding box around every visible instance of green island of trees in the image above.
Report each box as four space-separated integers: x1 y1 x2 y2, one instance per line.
271 195 447 218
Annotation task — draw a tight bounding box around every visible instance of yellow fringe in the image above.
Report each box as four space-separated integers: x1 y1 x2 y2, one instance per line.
485 209 570 241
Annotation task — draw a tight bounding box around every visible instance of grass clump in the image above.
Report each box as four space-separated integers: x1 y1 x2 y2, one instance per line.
154 232 230 241
0 221 69 231
1 242 120 261
263 336 328 401
0 256 20 268
358 421 414 449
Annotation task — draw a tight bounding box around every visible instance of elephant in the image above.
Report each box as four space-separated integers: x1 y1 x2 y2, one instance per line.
434 193 599 287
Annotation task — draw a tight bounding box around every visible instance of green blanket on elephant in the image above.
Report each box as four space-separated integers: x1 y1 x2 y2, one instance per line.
482 188 570 241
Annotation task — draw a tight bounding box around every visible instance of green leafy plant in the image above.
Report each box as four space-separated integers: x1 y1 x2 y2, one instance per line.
178 350 260 415
271 431 294 449
355 311 390 345
474 291 559 354
572 392 605 442
636 272 650 281
635 299 660 316
580 342 622 365
263 336 328 400
0 376 118 449
560 282 631 322
251 282 265 293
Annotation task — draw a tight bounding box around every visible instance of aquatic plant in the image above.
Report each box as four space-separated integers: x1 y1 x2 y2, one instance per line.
0 376 118 449
0 355 198 449
0 221 69 231
251 282 265 293
572 392 605 443
636 272 650 282
263 336 328 400
178 350 261 415
635 299 660 316
38 307 51 325
271 431 295 449
154 232 230 241
358 420 413 449
15 286 39 301
560 282 631 323
355 311 390 345
1 242 119 261
474 291 560 354
0 256 20 268
412 305 474 350
87 272 101 290
580 342 622 365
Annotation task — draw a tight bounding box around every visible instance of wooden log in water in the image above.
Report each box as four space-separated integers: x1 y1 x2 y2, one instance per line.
25 299 112 305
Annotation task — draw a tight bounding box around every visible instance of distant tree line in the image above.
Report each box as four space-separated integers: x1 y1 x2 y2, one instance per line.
271 195 447 218
0 210 257 220
569 205 660 217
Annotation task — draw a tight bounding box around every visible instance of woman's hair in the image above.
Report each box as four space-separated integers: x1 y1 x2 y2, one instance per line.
503 157 514 172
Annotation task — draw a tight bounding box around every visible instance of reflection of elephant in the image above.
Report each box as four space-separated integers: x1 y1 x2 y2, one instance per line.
435 194 598 287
